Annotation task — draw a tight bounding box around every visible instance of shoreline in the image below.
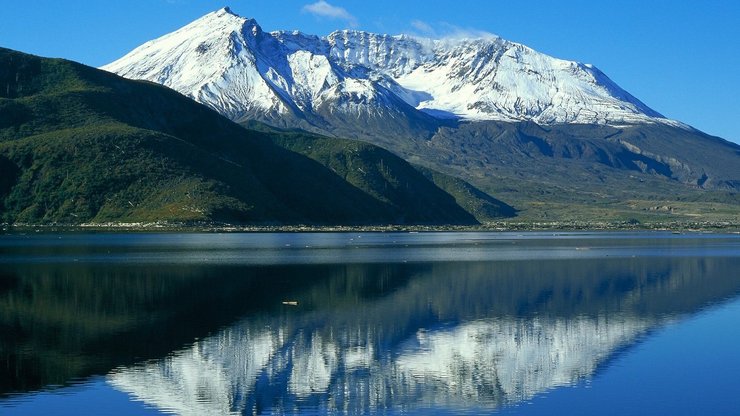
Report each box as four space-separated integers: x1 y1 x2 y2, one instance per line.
2 220 739 234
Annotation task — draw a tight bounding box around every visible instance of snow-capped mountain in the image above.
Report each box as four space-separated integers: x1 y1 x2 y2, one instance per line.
102 7 675 130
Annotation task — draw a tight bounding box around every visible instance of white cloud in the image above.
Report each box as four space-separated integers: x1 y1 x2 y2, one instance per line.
410 20 434 35
302 1 358 27
440 22 498 40
406 20 498 42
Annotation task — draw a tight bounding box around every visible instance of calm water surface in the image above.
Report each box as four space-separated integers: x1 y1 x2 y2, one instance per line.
0 232 739 415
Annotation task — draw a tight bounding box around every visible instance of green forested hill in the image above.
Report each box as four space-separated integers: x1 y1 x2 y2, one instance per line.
0 48 512 225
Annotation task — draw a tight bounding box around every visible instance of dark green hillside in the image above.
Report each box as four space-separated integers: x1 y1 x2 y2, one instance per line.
0 48 511 225
414 165 517 221
265 130 514 223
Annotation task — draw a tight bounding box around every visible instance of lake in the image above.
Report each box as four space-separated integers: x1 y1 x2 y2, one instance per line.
0 231 739 415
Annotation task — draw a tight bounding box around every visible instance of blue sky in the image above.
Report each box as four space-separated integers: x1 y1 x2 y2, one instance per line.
2 0 739 144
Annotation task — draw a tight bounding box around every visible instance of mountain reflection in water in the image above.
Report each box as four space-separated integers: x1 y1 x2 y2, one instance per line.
1 233 739 415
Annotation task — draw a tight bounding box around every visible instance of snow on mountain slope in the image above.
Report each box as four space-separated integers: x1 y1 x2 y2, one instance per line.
102 7 679 128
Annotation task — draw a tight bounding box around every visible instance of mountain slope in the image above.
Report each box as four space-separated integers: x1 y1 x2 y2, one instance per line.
411 121 740 221
0 47 512 225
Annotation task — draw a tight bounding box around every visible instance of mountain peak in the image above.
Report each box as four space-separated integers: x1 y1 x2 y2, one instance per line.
199 6 262 33
218 6 236 16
